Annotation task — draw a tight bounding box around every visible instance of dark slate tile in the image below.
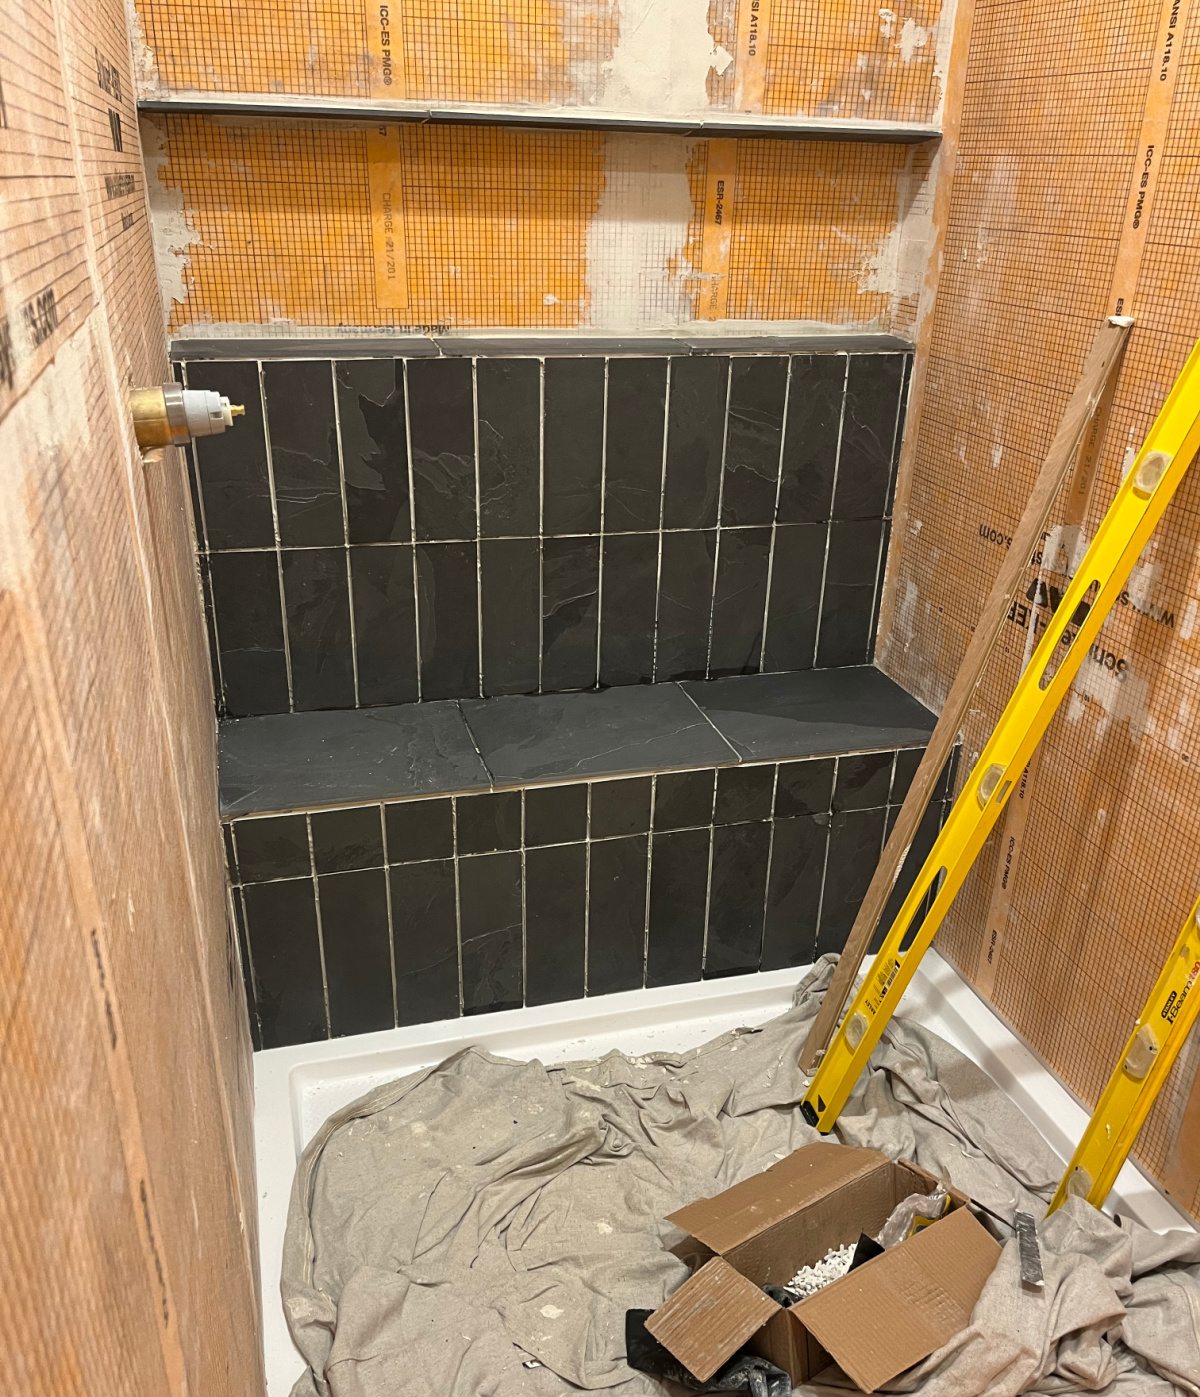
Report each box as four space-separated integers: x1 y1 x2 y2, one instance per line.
834 750 894 811
591 776 652 837
416 542 479 700
541 535 599 691
890 746 924 805
335 359 410 543
319 869 394 1035
461 683 736 787
385 797 454 862
599 532 658 686
230 886 262 1050
243 878 327 1047
815 519 885 668
762 522 824 672
654 768 715 831
654 529 717 682
709 527 771 677
875 798 943 955
604 357 667 532
459 852 523 1013
777 354 844 525
720 356 788 526
544 357 604 534
647 827 709 987
714 764 774 824
761 814 828 970
351 544 419 706
887 358 913 515
680 667 935 764
481 538 540 696
391 859 460 1024
218 701 490 816
588 835 648 996
477 358 539 537
775 757 835 818
456 790 521 854
525 783 588 846
817 806 887 956
705 821 770 977
869 517 892 662
233 813 310 883
835 355 905 520
525 843 586 1005
207 551 290 717
282 548 356 711
406 358 476 541
263 360 344 547
311 805 384 873
187 360 274 549
940 744 961 801
663 356 727 530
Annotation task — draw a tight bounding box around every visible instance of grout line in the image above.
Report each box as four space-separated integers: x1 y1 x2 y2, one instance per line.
650 358 672 683
472 358 484 699
451 797 464 1014
258 360 295 711
700 806 716 975
520 791 528 1006
867 519 890 664
594 359 609 688
401 358 423 702
306 814 333 1037
705 361 734 679
812 756 839 956
674 682 743 764
643 775 657 987
538 358 545 695
811 356 850 669
379 802 399 1027
583 783 592 995
760 762 781 964
759 356 794 672
331 361 361 708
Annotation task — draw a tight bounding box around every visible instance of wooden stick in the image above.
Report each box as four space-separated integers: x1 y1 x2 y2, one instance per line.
798 319 1131 1074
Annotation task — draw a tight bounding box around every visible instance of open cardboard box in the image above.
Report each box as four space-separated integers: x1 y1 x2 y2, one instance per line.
645 1142 1001 1393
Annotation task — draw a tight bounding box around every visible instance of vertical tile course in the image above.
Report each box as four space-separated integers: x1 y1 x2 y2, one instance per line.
456 791 522 854
663 355 727 529
762 813 829 970
385 796 454 862
543 358 604 534
655 529 717 681
541 535 600 690
282 548 356 710
590 777 652 837
709 527 771 676
319 869 394 1035
477 358 540 537
763 522 825 671
816 519 884 668
599 532 658 686
188 360 275 548
836 355 904 520
604 356 667 532
243 878 327 1047
350 544 419 706
232 813 311 881
390 859 460 1023
310 805 385 872
416 542 480 699
207 550 290 716
525 842 586 1005
480 537 540 695
833 751 894 811
720 356 788 526
407 357 477 541
336 359 410 543
459 852 524 1013
588 834 649 996
714 764 774 824
705 821 771 976
263 360 344 546
525 783 588 846
654 769 715 830
647 827 709 987
818 806 887 955
777 355 844 525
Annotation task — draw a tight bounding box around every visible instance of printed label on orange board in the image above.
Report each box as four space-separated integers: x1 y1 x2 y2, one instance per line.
698 140 737 320
365 0 402 97
733 0 773 113
366 125 410 311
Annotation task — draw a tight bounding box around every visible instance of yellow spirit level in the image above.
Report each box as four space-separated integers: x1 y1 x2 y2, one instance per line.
802 339 1200 1133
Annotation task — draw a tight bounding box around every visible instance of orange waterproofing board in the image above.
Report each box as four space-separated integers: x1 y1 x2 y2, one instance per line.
0 0 262 1385
130 0 949 125
878 0 1200 1219
145 116 935 334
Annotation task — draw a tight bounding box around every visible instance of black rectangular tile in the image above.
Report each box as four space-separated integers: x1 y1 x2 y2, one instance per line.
875 798 943 954
335 359 410 543
777 354 844 524
834 750 894 811
663 356 727 529
460 684 736 787
890 746 923 805
720 356 788 526
477 358 539 537
835 355 905 520
187 360 274 549
390 860 460 1024
282 548 356 711
654 769 715 831
705 821 770 976
588 835 648 996
385 797 454 862
647 827 709 987
815 519 884 668
263 360 343 547
709 527 771 677
599 532 658 686
604 357 667 531
459 851 523 1013
887 358 912 515
481 538 540 696
208 550 290 717
654 529 717 682
319 869 394 1035
544 358 604 534
714 765 774 824
817 806 887 956
233 813 310 882
761 814 828 970
590 776 652 837
350 544 419 706
406 358 477 541
243 878 327 1047
525 843 586 1005
869 517 892 661
416 542 479 700
762 522 824 672
775 757 835 818
311 805 384 873
456 790 521 853
541 535 599 691
525 783 588 846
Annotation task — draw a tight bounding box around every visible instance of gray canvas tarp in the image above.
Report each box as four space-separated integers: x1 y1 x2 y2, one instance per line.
281 958 1200 1397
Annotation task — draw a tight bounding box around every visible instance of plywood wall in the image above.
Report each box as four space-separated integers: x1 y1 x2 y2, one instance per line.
0 0 264 1384
880 0 1200 1218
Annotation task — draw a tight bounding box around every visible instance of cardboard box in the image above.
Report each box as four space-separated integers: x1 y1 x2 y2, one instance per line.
645 1142 1000 1393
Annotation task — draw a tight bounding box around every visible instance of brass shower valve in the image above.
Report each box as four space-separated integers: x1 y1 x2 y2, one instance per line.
130 383 245 449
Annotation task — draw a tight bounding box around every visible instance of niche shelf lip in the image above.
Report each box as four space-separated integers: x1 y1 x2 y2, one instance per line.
136 92 943 143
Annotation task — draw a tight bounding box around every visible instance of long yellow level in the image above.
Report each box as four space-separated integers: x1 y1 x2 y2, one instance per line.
1048 896 1200 1213
802 337 1200 1134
